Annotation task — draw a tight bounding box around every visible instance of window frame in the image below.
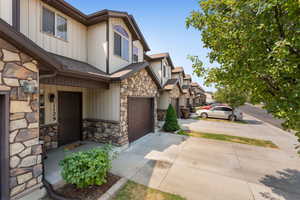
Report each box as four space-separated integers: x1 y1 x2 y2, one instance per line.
41 6 68 42
133 45 139 63
56 14 68 41
113 25 130 61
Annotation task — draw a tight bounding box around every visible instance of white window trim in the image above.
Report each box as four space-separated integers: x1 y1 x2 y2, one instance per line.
113 25 130 62
41 6 68 42
133 45 139 63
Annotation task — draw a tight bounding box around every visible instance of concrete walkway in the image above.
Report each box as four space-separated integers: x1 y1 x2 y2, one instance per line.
111 117 300 200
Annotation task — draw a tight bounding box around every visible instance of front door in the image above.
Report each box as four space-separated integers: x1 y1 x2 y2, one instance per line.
0 93 9 200
58 92 82 146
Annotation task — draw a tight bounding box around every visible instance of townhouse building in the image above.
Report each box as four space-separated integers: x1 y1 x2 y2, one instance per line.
0 0 205 199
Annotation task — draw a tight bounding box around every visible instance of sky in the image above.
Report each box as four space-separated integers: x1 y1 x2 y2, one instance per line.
65 0 215 92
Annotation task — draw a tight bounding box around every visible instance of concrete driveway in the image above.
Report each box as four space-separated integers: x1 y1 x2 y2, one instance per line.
111 116 300 200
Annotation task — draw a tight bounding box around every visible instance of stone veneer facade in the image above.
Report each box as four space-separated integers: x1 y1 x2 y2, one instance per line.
170 84 181 98
119 69 159 145
0 38 43 198
40 123 58 152
82 119 120 144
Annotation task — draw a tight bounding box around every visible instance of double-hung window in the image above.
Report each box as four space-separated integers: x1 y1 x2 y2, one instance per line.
114 25 129 61
42 7 68 41
133 45 139 63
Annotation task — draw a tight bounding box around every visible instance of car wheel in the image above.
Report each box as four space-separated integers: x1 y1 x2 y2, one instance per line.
229 115 236 121
201 113 208 119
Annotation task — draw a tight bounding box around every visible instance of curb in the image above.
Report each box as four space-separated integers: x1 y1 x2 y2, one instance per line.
97 178 128 200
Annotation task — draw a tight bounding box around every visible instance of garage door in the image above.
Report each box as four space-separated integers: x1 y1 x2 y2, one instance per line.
128 97 154 143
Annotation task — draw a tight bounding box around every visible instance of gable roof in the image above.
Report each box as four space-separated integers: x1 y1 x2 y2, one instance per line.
184 74 192 80
172 66 185 75
0 19 62 71
50 54 161 87
146 52 175 69
163 79 184 94
41 0 150 51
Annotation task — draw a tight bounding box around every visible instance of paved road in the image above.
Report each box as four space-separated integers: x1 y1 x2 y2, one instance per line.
240 104 284 129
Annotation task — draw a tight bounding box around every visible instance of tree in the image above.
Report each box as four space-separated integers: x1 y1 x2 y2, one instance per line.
214 87 247 111
163 104 180 132
186 0 300 143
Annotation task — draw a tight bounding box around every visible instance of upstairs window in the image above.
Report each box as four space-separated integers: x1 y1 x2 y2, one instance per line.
56 15 67 40
42 7 68 41
163 65 166 77
42 7 55 35
114 25 129 61
133 46 139 63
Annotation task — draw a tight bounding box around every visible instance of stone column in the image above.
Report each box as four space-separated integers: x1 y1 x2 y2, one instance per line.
0 38 42 198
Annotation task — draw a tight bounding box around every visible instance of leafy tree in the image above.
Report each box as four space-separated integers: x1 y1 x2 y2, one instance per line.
186 0 300 142
163 104 180 132
214 87 247 111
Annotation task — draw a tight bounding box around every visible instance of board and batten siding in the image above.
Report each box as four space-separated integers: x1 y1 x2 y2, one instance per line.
40 84 88 125
20 0 87 62
109 17 133 74
158 91 171 110
87 22 107 72
0 0 12 24
150 60 162 83
86 83 120 121
133 40 144 62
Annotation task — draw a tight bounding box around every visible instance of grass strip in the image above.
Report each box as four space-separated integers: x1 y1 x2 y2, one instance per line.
112 180 186 200
178 130 278 149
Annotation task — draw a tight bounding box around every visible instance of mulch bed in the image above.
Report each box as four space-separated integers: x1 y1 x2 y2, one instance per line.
55 173 121 200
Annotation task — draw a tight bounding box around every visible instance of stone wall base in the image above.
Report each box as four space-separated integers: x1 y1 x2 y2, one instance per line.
40 124 58 152
82 119 125 146
157 109 167 121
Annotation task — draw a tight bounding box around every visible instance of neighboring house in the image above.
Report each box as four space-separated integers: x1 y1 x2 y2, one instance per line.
171 67 187 109
191 82 206 106
205 91 215 103
145 53 184 120
182 74 193 107
0 0 162 199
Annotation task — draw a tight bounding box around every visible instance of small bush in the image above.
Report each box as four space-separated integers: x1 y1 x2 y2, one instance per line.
177 129 189 136
163 104 180 132
59 146 115 188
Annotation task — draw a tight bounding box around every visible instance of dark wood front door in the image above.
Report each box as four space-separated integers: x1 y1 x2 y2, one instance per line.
171 98 179 118
128 97 154 143
0 93 9 200
58 92 82 146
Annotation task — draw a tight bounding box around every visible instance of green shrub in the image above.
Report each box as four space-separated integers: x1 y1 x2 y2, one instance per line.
59 146 115 188
163 104 180 132
177 129 189 136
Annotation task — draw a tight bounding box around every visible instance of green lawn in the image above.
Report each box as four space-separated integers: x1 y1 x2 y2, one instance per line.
178 130 278 149
112 181 186 200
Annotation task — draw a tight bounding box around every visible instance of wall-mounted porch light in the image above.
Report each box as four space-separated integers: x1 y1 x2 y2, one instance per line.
20 79 38 94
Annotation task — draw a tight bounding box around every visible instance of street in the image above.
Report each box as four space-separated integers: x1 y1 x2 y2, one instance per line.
240 104 284 129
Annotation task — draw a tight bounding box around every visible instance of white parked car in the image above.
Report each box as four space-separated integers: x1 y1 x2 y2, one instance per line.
197 106 243 121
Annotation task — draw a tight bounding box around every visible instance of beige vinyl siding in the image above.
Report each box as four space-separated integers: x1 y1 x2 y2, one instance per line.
20 0 87 62
158 91 171 110
179 96 186 107
86 83 120 121
161 58 171 86
0 0 12 24
133 40 144 62
87 22 107 72
109 17 132 73
149 60 162 83
40 84 88 125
